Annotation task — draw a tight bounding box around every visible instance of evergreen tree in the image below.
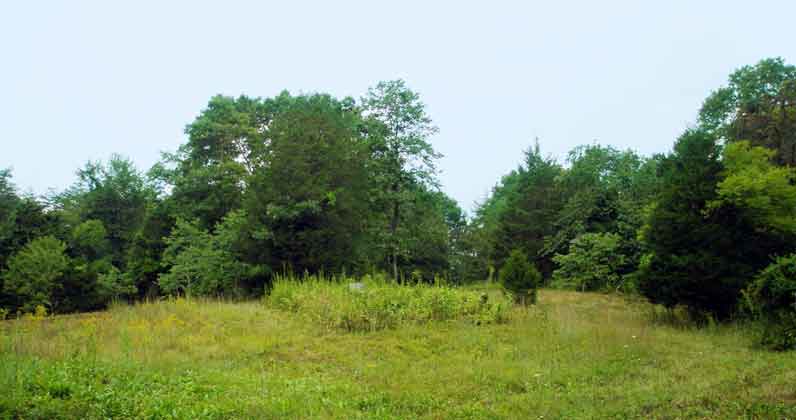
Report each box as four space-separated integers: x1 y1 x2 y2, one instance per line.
499 249 540 305
493 142 564 277
638 130 780 318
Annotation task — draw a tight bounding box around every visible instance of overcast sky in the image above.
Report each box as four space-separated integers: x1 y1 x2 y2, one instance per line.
1 1 794 212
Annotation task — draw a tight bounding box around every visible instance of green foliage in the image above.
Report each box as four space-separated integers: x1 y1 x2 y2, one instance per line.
168 160 248 230
70 220 110 260
0 171 59 279
499 250 540 305
699 57 796 165
361 80 440 185
56 218 137 312
361 80 441 279
0 169 18 248
542 146 660 265
708 141 796 234
159 214 263 297
552 233 626 292
5 58 796 333
158 94 273 230
55 156 154 268
95 266 136 303
493 143 564 277
635 57 796 321
268 274 510 331
745 255 796 350
2 236 70 312
390 187 461 282
638 130 783 319
123 200 175 298
244 93 371 275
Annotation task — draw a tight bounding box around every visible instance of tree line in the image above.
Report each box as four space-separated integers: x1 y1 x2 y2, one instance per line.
0 81 465 314
464 57 796 348
2 58 796 348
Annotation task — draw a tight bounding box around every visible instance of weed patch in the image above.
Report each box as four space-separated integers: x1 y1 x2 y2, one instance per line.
267 275 511 331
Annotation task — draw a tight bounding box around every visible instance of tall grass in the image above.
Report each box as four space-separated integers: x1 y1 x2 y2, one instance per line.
267 273 511 331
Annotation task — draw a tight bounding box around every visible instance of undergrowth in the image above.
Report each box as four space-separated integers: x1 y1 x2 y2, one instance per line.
267 274 511 331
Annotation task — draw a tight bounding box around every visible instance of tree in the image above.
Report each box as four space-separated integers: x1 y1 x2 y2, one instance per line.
699 57 796 166
493 142 564 277
435 192 468 282
0 171 59 271
0 172 60 309
55 156 154 268
69 219 110 261
638 129 781 319
464 170 524 282
160 94 278 230
0 169 18 251
393 186 459 282
362 80 441 280
552 232 626 292
542 145 660 272
707 141 796 234
56 219 135 312
165 159 248 231
2 236 70 312
244 93 371 275
499 249 540 305
123 199 175 298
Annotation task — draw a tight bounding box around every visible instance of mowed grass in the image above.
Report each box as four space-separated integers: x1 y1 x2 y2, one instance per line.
1 283 795 419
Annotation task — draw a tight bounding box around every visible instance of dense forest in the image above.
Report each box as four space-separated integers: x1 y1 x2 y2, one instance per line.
2 57 796 349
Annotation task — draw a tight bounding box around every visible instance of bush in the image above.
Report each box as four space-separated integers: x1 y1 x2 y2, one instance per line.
745 255 796 350
2 236 70 312
267 274 510 331
552 232 626 292
499 250 540 305
159 215 263 297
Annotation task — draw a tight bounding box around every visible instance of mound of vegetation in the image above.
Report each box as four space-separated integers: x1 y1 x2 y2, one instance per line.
267 275 510 331
745 254 796 350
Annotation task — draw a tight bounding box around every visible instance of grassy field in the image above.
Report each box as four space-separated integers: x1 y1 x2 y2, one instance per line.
1 281 795 419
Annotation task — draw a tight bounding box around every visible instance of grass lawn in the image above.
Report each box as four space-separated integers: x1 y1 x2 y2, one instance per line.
1 283 795 419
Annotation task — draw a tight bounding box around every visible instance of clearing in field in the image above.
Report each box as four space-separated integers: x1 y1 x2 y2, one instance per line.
1 281 795 419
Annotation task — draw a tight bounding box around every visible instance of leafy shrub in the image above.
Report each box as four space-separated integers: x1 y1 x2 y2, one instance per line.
159 214 263 297
499 250 540 305
2 236 70 312
745 255 796 350
552 232 626 292
267 274 510 331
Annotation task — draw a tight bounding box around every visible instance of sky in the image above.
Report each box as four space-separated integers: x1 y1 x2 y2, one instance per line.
1 1 795 212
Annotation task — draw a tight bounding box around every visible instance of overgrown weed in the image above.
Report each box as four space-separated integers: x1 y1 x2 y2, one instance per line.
267 273 511 332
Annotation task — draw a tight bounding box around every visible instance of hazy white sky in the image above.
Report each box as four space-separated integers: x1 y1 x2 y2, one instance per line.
1 1 794 211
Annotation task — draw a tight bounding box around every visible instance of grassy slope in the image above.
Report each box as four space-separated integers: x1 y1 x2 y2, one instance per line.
1 286 795 419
